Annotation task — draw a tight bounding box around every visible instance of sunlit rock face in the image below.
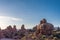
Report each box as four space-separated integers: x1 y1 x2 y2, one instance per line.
37 19 54 35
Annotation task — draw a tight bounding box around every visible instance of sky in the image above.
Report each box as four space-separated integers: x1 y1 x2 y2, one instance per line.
0 0 60 29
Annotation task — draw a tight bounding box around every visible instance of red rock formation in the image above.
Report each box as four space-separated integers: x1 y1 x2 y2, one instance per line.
37 19 54 35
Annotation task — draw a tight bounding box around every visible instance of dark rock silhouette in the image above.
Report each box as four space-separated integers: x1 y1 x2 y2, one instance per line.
0 18 60 40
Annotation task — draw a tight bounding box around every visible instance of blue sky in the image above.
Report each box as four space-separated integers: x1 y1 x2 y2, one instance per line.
0 0 60 29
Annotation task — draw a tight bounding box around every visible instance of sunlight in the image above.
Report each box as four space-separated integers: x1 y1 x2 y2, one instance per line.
0 16 23 29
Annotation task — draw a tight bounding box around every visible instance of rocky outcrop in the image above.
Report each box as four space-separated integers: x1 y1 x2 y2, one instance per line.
36 19 54 35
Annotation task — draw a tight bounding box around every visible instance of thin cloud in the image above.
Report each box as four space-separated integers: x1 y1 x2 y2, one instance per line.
0 16 23 21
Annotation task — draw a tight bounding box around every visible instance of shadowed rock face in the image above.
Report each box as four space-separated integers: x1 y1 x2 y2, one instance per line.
0 18 55 39
37 19 54 35
0 28 5 38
